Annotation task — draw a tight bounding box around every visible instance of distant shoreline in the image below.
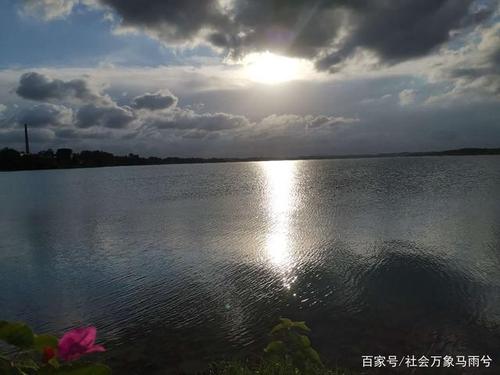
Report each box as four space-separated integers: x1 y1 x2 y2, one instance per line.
1 147 499 172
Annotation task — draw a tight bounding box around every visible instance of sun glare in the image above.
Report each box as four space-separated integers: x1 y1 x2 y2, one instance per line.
243 52 306 84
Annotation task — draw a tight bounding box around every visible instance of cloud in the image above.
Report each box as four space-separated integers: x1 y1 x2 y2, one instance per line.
450 23 500 94
131 90 178 111
22 0 495 72
54 127 114 140
256 114 358 133
16 72 104 104
21 0 80 21
315 0 492 70
424 22 500 103
399 89 417 106
102 0 227 45
15 71 138 129
76 103 135 128
146 108 250 132
116 0 494 71
4 67 500 157
0 128 55 144
16 103 73 128
308 115 360 128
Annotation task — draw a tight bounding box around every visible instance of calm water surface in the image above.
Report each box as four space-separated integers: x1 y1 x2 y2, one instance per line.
1 157 500 373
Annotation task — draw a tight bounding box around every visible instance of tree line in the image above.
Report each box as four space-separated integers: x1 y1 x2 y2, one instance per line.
1 146 499 171
0 148 241 171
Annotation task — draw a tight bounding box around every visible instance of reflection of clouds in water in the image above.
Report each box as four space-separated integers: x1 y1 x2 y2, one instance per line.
261 161 299 287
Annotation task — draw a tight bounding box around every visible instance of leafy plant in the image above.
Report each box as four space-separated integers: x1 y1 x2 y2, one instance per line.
210 318 355 374
263 318 323 374
0 321 110 375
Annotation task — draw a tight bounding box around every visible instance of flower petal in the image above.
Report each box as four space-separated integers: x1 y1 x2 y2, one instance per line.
78 327 97 347
58 327 98 361
86 344 106 354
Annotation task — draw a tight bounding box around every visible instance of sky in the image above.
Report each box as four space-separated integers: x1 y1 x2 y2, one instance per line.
0 0 499 158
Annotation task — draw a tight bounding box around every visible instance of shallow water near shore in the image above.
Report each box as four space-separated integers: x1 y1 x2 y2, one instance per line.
1 156 500 373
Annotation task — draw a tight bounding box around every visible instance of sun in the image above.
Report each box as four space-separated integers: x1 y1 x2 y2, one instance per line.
243 52 306 84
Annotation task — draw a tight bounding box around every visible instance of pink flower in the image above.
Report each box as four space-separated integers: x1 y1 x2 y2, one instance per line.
58 326 106 361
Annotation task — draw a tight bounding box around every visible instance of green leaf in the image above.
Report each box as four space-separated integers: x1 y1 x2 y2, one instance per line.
264 340 285 354
12 358 39 370
270 323 286 334
297 334 311 348
53 363 111 375
291 321 310 333
0 321 34 349
48 357 60 368
270 318 294 334
278 318 293 327
34 334 58 351
305 348 322 365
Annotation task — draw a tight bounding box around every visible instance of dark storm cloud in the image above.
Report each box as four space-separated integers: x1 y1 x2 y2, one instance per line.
100 0 228 42
95 0 493 70
20 0 496 74
16 72 102 103
316 0 485 70
76 103 135 129
131 91 178 110
210 0 344 58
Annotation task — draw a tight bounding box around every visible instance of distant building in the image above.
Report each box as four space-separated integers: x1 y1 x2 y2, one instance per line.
38 149 55 158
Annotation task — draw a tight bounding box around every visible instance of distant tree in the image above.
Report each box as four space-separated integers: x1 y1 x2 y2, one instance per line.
79 150 114 166
147 156 162 164
0 148 21 170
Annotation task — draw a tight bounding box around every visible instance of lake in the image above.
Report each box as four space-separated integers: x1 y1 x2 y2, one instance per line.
1 156 500 373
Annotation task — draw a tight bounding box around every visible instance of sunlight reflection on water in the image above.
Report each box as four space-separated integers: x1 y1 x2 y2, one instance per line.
262 160 299 288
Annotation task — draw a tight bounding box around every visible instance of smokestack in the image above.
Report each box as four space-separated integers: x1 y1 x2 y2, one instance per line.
24 123 30 154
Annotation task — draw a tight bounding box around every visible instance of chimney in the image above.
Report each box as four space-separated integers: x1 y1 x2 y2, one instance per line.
24 123 30 154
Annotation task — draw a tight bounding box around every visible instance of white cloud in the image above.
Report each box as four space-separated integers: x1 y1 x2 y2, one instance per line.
21 0 80 21
20 0 101 21
399 89 417 106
